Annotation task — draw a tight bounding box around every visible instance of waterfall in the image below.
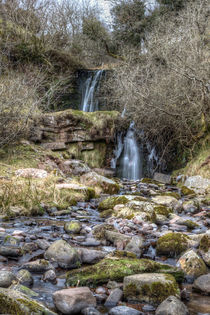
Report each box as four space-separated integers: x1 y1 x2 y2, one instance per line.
147 143 159 176
113 122 142 180
80 70 103 112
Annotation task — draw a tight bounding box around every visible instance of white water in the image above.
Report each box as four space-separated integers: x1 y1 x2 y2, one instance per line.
147 142 159 175
81 70 103 112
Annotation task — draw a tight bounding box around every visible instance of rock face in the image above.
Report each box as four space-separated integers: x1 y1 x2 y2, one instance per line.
30 109 121 168
0 288 56 314
123 273 180 305
53 287 96 314
155 296 189 315
184 175 210 193
45 240 81 269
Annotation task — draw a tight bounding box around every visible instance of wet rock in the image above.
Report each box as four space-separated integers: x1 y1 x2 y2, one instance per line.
53 287 96 315
182 201 198 213
43 269 57 283
193 274 210 294
0 270 16 288
177 250 207 278
152 195 179 208
80 172 120 195
23 259 54 272
64 220 82 234
16 269 33 287
44 239 81 269
156 233 189 257
3 235 20 246
104 288 123 307
10 284 39 297
107 281 122 290
15 168 48 179
80 238 101 247
123 273 180 304
155 296 189 315
0 246 22 257
63 159 91 176
153 173 171 184
98 196 129 211
35 239 50 250
23 242 39 253
124 236 143 258
77 248 107 264
104 230 131 246
198 234 210 266
181 186 196 196
95 287 107 294
0 288 57 314
109 306 142 315
66 257 184 287
81 307 101 315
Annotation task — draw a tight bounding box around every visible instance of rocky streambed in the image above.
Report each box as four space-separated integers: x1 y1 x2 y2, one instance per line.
0 176 209 315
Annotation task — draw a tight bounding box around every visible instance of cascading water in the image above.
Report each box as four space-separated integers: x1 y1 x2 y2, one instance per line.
113 122 142 180
80 70 103 112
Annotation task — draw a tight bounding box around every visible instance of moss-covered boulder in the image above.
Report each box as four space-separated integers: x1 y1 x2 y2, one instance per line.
152 195 179 208
0 288 57 314
181 186 196 196
92 223 117 240
98 196 129 211
55 183 96 201
66 257 184 287
80 172 120 194
154 205 173 217
199 234 210 267
64 220 82 234
178 249 207 278
123 273 180 305
157 233 189 257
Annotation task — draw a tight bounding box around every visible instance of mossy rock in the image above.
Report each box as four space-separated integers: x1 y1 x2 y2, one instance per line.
182 220 199 230
98 196 129 211
123 273 180 305
181 186 196 196
92 224 117 240
199 235 210 253
64 220 82 234
154 206 173 217
178 249 207 278
157 233 189 257
0 288 56 314
160 192 181 200
141 178 161 185
66 257 184 287
99 209 113 218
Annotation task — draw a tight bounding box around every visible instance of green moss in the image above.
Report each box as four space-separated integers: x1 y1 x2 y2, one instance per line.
98 196 129 211
157 233 189 257
154 205 172 217
183 220 199 230
199 235 210 253
160 192 180 199
141 178 161 185
66 257 184 287
93 224 117 240
181 186 196 196
100 209 113 218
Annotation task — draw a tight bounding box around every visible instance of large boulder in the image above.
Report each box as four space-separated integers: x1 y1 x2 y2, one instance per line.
0 288 56 314
184 176 210 194
80 172 120 194
53 287 96 315
155 296 189 315
177 250 207 278
123 273 180 305
44 240 81 269
0 271 16 288
193 274 210 294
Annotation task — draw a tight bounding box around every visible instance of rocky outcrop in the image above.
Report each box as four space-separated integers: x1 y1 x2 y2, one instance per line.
30 109 122 168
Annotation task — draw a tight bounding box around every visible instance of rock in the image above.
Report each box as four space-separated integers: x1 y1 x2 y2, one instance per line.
0 271 16 288
55 183 95 201
43 269 57 283
109 306 142 315
66 257 184 287
123 273 180 305
152 196 179 208
125 236 143 258
10 284 39 298
77 248 107 264
184 176 210 194
104 230 131 246
193 274 210 294
153 173 171 184
104 288 123 307
63 160 91 176
23 259 53 272
44 240 81 269
15 168 48 179
16 269 33 287
3 235 20 246
181 186 195 196
98 196 129 211
64 220 82 234
80 172 120 194
35 239 50 250
155 296 189 315
53 287 96 314
177 250 207 278
81 307 101 315
92 224 117 240
0 288 57 314
0 246 22 257
156 233 189 257
199 234 210 266
42 142 66 151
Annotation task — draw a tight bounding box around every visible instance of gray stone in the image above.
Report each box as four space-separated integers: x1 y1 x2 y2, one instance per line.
43 269 57 283
155 296 189 315
23 259 53 272
53 287 96 315
109 306 142 315
193 274 210 294
16 269 33 287
104 288 123 307
154 173 171 184
35 239 50 250
0 246 22 257
77 248 107 264
184 176 210 194
0 271 16 288
125 236 143 258
177 250 207 278
44 239 81 269
81 307 101 315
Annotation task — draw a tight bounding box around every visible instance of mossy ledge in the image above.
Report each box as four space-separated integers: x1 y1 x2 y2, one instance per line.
66 257 184 287
0 289 56 315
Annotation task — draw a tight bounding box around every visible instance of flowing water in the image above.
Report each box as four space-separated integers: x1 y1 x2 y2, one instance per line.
80 70 103 112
